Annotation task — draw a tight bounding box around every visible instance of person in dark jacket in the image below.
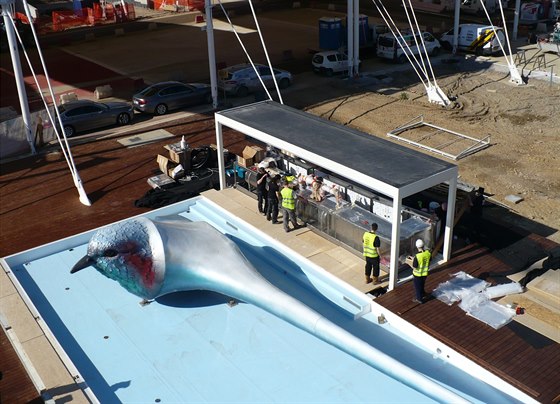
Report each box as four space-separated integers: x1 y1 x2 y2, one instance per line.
256 166 268 215
266 175 281 224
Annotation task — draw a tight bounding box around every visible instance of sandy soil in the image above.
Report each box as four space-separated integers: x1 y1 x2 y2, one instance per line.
295 66 560 242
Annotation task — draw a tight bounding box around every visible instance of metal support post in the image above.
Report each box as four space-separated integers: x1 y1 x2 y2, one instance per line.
205 0 218 109
513 0 521 40
388 194 402 291
215 119 226 190
443 175 458 262
353 0 359 76
347 0 354 78
453 0 461 55
1 1 36 155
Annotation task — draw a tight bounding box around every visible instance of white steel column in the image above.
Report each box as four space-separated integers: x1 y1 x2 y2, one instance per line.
453 0 461 54
512 0 521 40
388 194 402 291
347 0 354 77
1 2 36 155
443 176 457 262
353 0 359 76
205 0 218 109
215 118 226 190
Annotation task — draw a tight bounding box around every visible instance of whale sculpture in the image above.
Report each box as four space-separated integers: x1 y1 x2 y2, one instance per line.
72 217 468 403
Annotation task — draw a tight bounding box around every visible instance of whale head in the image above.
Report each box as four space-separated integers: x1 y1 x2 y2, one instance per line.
71 217 166 299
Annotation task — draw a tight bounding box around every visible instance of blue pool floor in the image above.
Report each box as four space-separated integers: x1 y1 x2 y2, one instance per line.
6 197 526 403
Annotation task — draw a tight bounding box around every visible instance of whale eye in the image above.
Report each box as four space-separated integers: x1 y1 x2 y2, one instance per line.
104 248 119 258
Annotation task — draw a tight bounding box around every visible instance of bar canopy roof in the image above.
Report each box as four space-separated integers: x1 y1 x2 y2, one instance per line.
215 100 458 290
216 101 457 199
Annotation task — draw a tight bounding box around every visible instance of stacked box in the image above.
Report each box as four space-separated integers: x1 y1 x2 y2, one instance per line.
237 145 265 168
164 142 187 164
157 154 179 178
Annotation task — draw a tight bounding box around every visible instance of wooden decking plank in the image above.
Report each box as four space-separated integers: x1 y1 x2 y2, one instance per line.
0 328 41 403
378 234 560 403
418 323 542 399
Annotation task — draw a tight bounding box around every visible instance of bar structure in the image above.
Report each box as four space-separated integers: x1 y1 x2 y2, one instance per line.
214 101 459 290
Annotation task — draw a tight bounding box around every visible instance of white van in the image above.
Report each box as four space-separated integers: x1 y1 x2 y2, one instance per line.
376 32 441 63
439 24 505 55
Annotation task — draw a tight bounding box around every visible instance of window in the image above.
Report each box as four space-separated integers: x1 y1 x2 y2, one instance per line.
423 33 435 42
65 105 103 116
65 107 88 117
327 54 337 62
259 66 272 76
140 87 159 96
160 86 185 95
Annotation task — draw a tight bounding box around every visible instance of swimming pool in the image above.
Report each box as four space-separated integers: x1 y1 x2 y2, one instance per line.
3 196 535 403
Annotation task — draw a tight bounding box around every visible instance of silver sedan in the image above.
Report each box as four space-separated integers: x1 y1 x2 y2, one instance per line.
57 99 133 137
132 81 212 115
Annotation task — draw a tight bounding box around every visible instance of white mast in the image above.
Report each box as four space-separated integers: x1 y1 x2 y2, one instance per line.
1 0 36 155
4 0 91 206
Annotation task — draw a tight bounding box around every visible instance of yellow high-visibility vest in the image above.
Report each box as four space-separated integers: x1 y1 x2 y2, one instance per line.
413 250 431 277
362 232 379 258
281 187 295 210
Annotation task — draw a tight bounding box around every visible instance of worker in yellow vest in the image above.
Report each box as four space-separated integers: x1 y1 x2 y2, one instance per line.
362 223 381 284
280 180 301 233
412 239 431 304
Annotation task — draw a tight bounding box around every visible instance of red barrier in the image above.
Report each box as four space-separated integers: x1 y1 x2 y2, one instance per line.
152 0 204 11
52 9 92 32
50 3 134 31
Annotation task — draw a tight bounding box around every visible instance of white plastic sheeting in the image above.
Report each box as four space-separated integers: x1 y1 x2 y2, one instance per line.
432 271 488 305
432 272 522 329
466 301 516 329
484 282 525 299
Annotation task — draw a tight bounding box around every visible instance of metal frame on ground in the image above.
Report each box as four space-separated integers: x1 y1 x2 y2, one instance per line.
388 115 491 160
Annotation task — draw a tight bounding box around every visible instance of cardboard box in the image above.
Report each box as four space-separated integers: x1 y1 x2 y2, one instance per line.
147 173 175 189
242 145 265 164
237 155 254 168
157 154 178 177
164 142 187 164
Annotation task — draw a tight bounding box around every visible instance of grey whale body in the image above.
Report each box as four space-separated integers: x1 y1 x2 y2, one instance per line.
71 217 467 403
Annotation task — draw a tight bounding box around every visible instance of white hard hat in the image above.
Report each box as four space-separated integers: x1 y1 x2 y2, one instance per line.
415 239 424 249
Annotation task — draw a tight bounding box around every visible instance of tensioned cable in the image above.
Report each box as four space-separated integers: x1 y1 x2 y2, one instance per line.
497 2 516 66
216 0 273 101
7 14 75 176
247 0 283 104
480 0 515 68
402 0 448 101
401 1 432 83
370 0 428 88
403 0 439 87
21 0 91 205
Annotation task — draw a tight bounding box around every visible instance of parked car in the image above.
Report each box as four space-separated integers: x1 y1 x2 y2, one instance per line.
217 64 292 97
377 31 441 63
132 81 212 115
312 51 360 76
56 99 133 137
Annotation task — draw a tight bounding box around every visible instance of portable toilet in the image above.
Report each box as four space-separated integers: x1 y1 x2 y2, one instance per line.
342 15 371 47
319 17 343 50
358 14 371 47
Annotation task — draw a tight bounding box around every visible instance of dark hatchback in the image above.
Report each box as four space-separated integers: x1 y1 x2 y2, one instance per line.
132 81 212 115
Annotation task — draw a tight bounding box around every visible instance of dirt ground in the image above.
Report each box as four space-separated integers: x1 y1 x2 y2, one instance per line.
293 65 560 242
14 8 557 243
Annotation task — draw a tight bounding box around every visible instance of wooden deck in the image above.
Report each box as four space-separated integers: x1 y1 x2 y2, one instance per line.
1 112 559 403
375 236 560 403
0 328 43 403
